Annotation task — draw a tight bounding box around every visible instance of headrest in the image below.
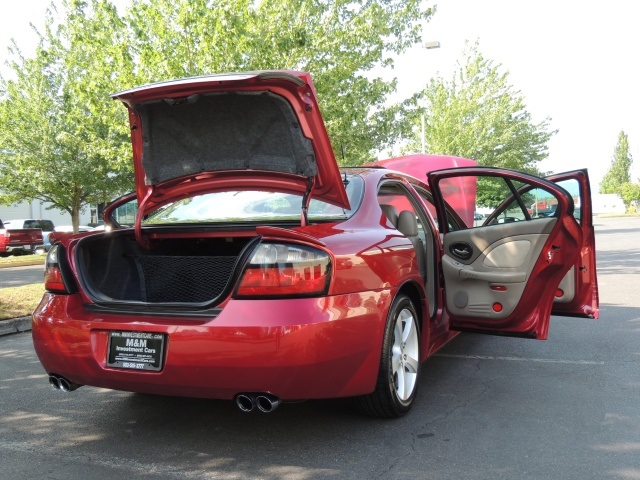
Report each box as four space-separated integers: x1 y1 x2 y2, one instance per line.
397 210 418 237
380 204 399 227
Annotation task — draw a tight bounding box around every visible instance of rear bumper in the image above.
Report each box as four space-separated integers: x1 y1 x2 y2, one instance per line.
3 245 34 253
32 291 392 400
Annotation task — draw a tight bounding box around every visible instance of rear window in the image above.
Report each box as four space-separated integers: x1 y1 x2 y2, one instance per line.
24 220 55 231
142 175 363 225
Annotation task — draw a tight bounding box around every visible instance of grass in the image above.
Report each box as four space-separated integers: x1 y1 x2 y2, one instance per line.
0 254 45 268
0 283 45 320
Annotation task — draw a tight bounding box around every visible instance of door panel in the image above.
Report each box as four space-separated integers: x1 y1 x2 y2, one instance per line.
445 217 555 263
442 221 554 319
428 167 585 339
554 266 576 304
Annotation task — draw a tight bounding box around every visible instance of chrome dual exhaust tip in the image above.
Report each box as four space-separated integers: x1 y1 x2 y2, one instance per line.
236 393 256 412
48 374 81 392
236 393 280 413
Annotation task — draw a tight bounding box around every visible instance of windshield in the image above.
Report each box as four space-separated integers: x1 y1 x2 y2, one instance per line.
142 175 363 225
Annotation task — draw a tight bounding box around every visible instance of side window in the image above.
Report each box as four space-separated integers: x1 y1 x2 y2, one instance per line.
113 201 138 226
414 186 462 232
378 189 418 227
436 174 569 229
554 179 581 224
377 183 427 244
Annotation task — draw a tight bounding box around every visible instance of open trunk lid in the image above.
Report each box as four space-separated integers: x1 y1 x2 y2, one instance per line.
112 71 350 227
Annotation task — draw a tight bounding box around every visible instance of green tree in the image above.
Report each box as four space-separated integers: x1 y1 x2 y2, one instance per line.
0 0 135 231
124 0 431 164
619 181 640 212
600 130 633 197
404 43 556 207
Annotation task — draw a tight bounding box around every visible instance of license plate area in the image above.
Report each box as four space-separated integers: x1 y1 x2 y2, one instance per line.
107 331 165 371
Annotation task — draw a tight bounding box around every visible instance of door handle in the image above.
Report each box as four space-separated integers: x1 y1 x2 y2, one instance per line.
449 242 473 260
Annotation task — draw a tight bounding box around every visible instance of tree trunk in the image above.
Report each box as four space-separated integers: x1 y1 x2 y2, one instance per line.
71 206 80 234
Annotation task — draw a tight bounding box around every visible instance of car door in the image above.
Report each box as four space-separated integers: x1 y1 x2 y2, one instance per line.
545 170 599 319
481 169 599 319
427 167 597 340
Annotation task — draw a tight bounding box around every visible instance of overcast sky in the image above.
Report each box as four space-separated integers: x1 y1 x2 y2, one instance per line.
2 0 639 189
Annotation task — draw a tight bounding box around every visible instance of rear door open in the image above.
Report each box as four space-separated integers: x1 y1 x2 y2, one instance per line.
428 167 598 340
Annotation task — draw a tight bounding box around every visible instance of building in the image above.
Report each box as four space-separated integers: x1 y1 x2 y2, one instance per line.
0 198 93 228
592 193 625 215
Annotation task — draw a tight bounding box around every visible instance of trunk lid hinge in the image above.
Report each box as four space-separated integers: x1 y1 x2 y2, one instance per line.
300 177 315 227
135 186 155 249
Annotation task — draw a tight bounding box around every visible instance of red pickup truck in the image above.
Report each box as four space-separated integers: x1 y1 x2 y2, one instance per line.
0 219 44 256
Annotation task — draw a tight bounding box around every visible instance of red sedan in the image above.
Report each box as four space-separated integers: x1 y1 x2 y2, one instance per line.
32 71 599 417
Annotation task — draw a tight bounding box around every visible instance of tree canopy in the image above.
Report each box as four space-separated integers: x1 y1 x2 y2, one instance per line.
600 131 637 211
124 0 430 164
0 0 134 230
619 182 640 211
600 130 633 194
403 43 556 207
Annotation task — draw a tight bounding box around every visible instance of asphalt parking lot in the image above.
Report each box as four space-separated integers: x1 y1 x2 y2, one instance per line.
0 264 43 288
0 216 638 479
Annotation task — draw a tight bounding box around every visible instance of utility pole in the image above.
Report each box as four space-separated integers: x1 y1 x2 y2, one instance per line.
421 41 441 153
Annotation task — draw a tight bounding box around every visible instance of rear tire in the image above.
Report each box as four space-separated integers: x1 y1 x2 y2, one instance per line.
355 294 421 418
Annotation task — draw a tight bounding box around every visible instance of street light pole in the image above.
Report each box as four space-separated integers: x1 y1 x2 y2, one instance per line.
421 110 425 154
421 41 440 154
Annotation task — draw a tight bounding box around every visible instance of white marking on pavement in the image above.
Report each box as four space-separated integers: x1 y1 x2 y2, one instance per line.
435 353 605 365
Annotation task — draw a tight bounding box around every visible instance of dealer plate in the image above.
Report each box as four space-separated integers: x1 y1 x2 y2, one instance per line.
107 331 165 371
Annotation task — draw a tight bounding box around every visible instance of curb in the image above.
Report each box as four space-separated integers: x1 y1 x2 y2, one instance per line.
0 316 32 336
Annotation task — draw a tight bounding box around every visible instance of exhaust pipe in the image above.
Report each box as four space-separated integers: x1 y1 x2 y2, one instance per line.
256 394 280 413
235 393 281 413
236 393 256 412
48 374 82 392
48 375 61 390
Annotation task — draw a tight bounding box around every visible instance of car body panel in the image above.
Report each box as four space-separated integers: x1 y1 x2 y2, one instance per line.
32 291 391 400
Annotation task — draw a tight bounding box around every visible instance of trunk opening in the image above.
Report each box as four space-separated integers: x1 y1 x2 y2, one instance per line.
75 231 257 306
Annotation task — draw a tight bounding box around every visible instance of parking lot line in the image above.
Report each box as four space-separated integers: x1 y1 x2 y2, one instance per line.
435 353 605 365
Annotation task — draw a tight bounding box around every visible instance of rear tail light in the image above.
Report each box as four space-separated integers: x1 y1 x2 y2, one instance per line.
44 244 69 293
235 243 331 298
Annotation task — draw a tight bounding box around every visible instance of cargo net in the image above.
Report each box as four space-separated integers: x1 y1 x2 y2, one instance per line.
134 255 237 303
